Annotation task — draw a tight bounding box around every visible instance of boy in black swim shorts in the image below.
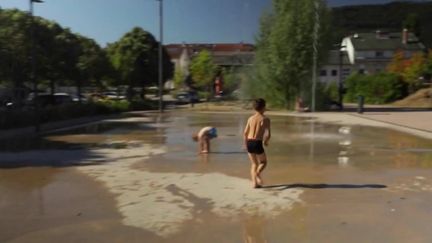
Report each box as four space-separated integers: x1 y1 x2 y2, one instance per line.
243 98 271 188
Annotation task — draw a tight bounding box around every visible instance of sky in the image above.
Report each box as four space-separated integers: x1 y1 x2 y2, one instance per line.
0 0 425 46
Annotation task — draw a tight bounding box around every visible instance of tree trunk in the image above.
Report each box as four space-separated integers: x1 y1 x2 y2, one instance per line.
140 86 145 100
76 79 82 104
127 85 134 102
50 80 55 95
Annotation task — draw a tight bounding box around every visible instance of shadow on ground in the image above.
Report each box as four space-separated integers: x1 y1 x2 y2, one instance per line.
262 183 387 190
0 120 160 169
210 151 246 155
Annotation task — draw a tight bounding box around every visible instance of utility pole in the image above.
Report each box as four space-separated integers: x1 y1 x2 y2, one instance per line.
157 0 164 113
311 0 320 112
338 46 344 111
30 0 43 132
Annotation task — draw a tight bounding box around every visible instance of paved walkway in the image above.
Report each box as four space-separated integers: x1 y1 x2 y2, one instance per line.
269 110 432 140
353 112 432 133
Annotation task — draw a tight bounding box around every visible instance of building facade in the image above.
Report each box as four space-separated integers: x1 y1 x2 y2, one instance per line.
320 29 426 86
341 29 426 75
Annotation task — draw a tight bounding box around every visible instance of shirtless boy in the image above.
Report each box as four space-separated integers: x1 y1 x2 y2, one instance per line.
243 98 271 188
192 126 218 154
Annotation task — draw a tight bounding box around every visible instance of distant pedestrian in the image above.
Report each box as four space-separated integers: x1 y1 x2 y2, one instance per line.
295 97 309 112
192 126 218 154
243 98 271 188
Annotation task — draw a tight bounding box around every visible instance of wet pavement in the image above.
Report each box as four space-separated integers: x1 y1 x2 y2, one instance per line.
1 111 432 242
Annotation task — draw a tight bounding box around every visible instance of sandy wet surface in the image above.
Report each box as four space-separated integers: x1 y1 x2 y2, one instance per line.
1 111 432 242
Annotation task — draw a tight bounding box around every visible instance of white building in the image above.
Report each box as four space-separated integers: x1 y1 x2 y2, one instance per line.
341 29 426 75
319 50 351 85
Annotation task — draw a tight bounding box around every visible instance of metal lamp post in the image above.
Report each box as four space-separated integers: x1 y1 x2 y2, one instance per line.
338 44 346 111
157 0 164 113
30 0 43 132
311 0 320 112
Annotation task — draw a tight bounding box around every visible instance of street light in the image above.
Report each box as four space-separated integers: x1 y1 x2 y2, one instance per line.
157 0 163 113
335 44 346 111
311 0 320 112
30 0 43 132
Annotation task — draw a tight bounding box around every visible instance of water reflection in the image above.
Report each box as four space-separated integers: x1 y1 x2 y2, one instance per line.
309 120 315 162
337 126 352 167
243 215 268 243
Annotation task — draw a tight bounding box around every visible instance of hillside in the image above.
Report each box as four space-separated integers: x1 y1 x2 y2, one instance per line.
331 1 432 48
393 88 432 107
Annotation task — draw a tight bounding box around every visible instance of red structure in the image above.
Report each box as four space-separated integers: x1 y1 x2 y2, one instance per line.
214 76 223 96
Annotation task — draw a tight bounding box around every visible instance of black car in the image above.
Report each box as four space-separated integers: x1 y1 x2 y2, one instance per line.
29 93 73 107
175 91 199 104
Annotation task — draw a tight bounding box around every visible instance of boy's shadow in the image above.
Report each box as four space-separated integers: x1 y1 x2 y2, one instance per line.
262 183 387 190
210 151 246 155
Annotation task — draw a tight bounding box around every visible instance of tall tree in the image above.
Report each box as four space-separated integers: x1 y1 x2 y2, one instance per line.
106 27 173 100
0 9 109 101
189 50 216 91
77 36 113 90
247 0 331 108
387 50 408 75
425 50 432 81
403 13 421 38
402 52 426 92
0 9 32 104
388 51 427 92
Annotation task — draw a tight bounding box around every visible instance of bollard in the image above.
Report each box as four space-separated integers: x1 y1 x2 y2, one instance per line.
357 95 364 114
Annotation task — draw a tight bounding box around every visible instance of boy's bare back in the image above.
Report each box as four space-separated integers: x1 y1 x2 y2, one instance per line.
245 113 270 141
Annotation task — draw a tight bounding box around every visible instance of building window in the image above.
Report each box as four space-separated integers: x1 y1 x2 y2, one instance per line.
320 70 327 77
331 70 338 76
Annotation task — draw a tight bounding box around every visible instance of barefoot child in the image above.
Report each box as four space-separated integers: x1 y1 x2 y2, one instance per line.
192 126 218 154
243 98 271 188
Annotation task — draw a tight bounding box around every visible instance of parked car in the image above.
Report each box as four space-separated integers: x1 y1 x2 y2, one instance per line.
28 93 73 107
71 94 88 103
325 99 343 111
175 91 199 104
102 91 126 100
0 100 14 111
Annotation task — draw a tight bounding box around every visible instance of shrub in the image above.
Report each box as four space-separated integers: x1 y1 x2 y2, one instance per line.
344 73 407 104
324 82 339 102
129 99 158 110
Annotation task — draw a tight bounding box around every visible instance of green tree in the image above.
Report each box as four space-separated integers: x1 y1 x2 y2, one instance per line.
106 27 173 100
425 50 432 80
246 0 331 108
403 52 426 92
189 50 216 93
77 36 113 90
173 69 185 89
221 67 241 95
387 50 407 75
242 11 274 101
0 9 111 101
0 9 33 104
403 13 421 37
388 51 426 93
